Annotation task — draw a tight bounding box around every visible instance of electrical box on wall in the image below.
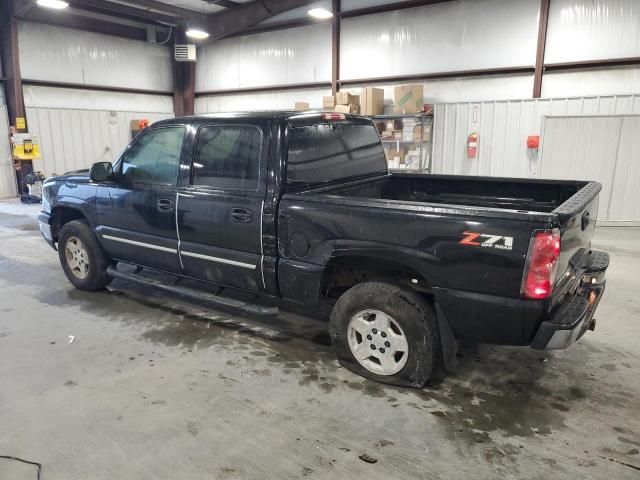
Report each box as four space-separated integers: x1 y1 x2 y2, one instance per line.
174 44 196 62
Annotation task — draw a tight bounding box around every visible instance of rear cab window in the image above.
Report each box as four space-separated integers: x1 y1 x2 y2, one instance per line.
287 121 387 186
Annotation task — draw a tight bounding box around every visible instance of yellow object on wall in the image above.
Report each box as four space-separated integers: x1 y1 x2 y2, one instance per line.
12 133 42 160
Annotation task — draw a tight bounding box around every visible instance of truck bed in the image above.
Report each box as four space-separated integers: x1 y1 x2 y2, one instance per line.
280 172 602 344
312 173 588 215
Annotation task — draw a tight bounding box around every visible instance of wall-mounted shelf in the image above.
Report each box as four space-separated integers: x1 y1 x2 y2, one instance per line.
368 113 434 172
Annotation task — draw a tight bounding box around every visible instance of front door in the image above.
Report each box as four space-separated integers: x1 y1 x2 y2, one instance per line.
177 123 266 291
96 125 186 273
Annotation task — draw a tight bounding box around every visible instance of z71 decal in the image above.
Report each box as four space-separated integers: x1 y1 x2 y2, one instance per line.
459 231 514 251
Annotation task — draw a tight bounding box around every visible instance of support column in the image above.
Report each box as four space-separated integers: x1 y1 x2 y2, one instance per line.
533 0 551 98
0 2 27 132
173 29 196 117
331 0 341 95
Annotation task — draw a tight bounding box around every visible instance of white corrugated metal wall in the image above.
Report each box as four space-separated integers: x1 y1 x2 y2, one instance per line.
195 0 640 111
339 0 539 80
0 105 17 198
431 95 640 178
26 107 173 178
540 115 640 222
195 88 332 113
18 22 172 93
541 116 623 221
195 23 331 92
16 22 175 179
431 96 640 222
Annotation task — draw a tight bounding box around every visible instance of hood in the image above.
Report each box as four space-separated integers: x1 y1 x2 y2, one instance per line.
45 169 91 184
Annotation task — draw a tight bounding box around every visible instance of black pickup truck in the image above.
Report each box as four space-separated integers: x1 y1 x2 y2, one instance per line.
39 111 609 387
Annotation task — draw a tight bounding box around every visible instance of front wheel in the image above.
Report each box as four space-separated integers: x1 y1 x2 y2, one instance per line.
329 281 440 388
58 220 112 291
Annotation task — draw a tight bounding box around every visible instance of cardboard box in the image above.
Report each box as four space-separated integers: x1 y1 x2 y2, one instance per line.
335 92 359 105
334 103 360 114
294 102 310 111
412 125 432 142
322 96 335 108
386 148 405 169
361 87 385 116
394 84 424 113
385 119 402 131
379 130 394 140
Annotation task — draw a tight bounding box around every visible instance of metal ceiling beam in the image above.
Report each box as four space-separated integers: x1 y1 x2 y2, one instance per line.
64 6 171 32
206 0 241 8
339 0 455 18
17 8 149 41
203 0 318 42
544 57 640 71
12 0 38 17
113 0 202 21
69 0 182 26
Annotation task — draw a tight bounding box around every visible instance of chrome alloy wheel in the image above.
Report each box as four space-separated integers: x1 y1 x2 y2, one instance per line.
347 309 409 375
65 236 90 280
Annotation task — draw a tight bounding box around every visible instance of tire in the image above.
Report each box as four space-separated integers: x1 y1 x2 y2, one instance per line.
329 281 440 388
58 219 112 291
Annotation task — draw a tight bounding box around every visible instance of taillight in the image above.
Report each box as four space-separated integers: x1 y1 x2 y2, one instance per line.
521 229 561 300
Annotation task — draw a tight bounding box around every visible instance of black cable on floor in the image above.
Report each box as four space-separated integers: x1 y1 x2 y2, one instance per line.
0 455 42 479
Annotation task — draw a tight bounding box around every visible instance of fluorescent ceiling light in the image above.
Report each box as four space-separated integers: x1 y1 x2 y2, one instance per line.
185 29 209 40
36 0 69 9
308 8 333 19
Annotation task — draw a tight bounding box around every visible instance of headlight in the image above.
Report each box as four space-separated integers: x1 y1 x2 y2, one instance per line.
41 191 51 213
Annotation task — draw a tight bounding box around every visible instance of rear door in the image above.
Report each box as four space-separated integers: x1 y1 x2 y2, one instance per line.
95 125 186 273
176 121 268 292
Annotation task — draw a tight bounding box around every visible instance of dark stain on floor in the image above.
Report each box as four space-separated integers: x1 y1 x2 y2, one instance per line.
7 241 640 468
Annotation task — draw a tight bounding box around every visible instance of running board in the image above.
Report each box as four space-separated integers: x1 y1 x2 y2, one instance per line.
106 266 279 317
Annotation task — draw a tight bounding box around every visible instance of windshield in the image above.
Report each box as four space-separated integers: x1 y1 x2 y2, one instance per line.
287 123 387 185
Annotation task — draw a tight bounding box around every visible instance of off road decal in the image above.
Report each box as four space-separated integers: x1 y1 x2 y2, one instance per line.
460 231 513 250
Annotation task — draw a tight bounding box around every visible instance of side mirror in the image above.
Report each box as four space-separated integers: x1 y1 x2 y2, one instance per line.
89 162 113 183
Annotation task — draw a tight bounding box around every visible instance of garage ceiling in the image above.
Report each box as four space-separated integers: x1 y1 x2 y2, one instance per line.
10 0 320 42
103 0 254 15
137 0 253 14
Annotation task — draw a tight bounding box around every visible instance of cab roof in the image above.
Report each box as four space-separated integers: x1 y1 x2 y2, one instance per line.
152 111 374 127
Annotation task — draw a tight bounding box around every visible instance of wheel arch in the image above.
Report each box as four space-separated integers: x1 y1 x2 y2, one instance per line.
320 252 434 302
50 205 89 241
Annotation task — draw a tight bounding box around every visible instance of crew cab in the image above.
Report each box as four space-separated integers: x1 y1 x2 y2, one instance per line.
39 112 609 387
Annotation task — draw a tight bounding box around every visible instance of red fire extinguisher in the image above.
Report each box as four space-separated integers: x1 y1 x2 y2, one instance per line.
467 132 479 158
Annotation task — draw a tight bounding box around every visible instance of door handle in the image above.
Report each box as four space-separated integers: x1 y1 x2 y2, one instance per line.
231 208 253 223
157 198 174 212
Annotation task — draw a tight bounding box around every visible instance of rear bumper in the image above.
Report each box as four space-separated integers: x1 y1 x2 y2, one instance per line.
38 212 56 250
531 250 609 350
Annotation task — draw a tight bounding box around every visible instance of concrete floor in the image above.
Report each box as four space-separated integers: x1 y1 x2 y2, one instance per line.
1 199 639 480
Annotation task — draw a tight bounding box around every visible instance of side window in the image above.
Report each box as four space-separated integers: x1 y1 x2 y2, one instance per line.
121 127 185 185
192 125 262 190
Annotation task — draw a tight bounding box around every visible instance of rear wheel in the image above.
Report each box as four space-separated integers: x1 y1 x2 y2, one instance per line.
58 220 112 291
330 281 440 388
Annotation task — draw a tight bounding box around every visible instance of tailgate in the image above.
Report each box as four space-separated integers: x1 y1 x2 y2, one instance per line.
552 182 602 294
